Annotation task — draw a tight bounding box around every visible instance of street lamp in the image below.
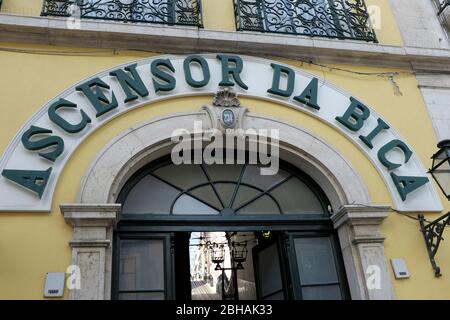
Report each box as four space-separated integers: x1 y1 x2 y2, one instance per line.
208 239 249 300
210 243 225 271
419 140 450 277
231 241 248 270
429 140 450 200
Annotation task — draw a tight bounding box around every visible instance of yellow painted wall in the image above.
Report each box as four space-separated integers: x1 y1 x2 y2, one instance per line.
0 0 403 46
365 0 404 46
0 42 449 300
1 0 42 16
202 0 236 31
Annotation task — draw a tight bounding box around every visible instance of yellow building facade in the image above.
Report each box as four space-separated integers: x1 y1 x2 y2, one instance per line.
0 0 450 300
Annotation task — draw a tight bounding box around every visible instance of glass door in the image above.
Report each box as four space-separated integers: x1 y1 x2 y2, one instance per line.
252 234 289 300
113 233 175 300
286 233 349 300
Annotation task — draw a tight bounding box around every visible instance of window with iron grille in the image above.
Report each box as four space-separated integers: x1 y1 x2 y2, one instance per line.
432 0 450 39
41 0 203 27
234 0 377 42
433 0 450 15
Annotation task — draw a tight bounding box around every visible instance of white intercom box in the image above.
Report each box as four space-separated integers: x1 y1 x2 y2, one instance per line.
44 272 65 297
390 258 411 279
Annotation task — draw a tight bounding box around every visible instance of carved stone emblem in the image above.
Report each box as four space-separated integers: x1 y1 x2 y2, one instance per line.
221 109 236 128
212 87 241 108
201 87 248 133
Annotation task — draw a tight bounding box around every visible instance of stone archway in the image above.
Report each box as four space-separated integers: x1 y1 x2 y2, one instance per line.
60 96 396 300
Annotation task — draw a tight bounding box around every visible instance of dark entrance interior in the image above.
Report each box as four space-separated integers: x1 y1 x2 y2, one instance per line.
114 229 348 300
186 230 299 300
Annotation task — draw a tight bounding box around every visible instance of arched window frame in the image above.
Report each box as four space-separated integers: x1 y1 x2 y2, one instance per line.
116 155 333 222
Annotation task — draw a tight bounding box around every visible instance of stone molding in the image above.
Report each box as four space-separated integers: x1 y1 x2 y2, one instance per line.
60 204 119 227
63 112 396 300
415 74 450 141
212 87 241 108
332 205 396 300
2 13 450 70
60 203 121 300
78 112 371 213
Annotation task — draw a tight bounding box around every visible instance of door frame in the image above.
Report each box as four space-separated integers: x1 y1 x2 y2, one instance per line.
252 232 291 300
112 218 349 300
65 107 396 300
112 232 175 300
285 231 351 300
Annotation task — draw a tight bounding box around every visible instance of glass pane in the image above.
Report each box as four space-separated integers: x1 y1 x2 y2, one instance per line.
270 177 324 214
173 195 220 215
294 237 338 285
241 165 290 190
122 175 178 214
215 183 237 208
203 163 244 182
119 239 165 291
433 159 450 197
257 243 283 298
121 162 329 217
302 285 341 300
232 185 263 209
118 292 165 300
237 195 280 214
189 185 222 209
153 164 208 190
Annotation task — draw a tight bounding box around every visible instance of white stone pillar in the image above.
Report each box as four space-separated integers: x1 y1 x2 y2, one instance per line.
60 204 121 300
332 205 396 300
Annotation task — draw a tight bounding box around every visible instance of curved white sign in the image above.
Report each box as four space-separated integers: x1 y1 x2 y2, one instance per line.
0 54 442 212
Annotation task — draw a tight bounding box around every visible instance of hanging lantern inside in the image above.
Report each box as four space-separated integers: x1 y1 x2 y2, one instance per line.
231 241 248 270
210 243 225 270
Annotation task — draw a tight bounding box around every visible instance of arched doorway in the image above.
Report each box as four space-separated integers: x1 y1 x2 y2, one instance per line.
112 156 350 300
62 107 396 300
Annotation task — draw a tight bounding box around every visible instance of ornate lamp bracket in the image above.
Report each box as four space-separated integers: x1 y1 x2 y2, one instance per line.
419 212 450 277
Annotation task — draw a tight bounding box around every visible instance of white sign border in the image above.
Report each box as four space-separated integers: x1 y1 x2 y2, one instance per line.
0 54 443 212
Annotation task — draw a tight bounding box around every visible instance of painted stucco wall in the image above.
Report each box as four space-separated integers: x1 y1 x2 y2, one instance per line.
0 0 449 301
0 42 449 299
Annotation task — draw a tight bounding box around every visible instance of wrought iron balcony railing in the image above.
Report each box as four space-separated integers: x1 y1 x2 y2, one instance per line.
434 0 450 15
234 0 377 42
41 0 203 27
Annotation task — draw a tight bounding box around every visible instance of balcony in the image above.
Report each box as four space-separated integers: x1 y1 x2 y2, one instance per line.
234 0 377 42
434 0 450 14
41 0 203 27
433 0 450 31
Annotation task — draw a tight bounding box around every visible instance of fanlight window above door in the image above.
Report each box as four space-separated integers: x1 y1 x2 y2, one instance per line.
119 160 330 215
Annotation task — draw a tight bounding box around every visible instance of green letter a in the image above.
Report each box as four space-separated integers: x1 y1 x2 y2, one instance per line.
390 172 429 201
2 168 52 198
